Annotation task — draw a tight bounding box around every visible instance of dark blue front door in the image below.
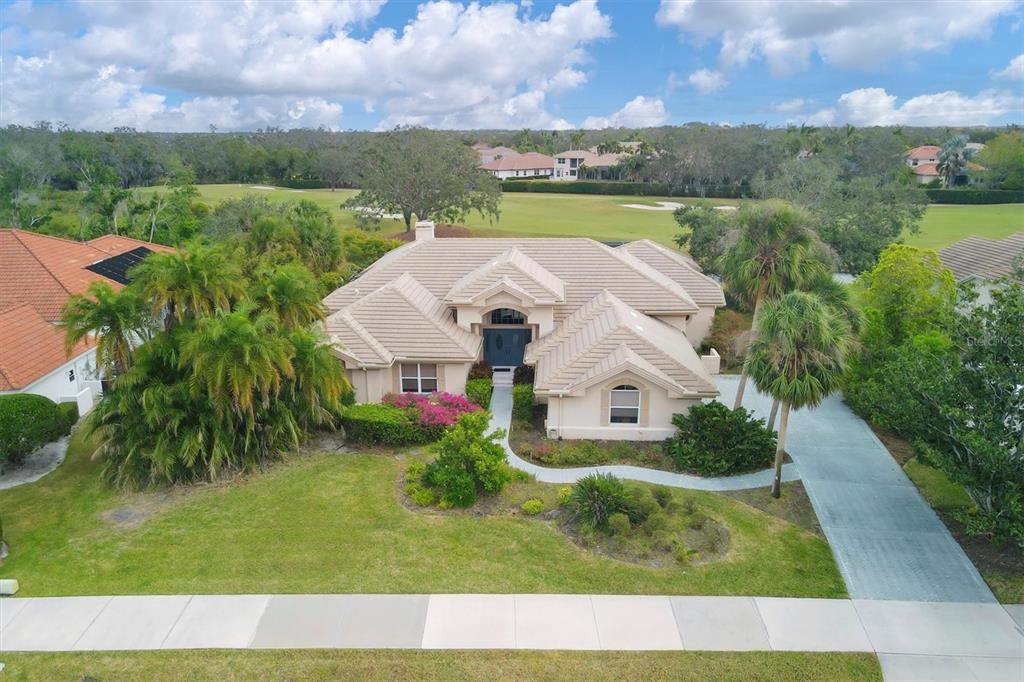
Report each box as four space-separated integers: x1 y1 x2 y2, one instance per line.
484 328 531 366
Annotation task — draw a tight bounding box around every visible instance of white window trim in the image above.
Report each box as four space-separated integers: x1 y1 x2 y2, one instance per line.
400 363 438 394
609 386 641 425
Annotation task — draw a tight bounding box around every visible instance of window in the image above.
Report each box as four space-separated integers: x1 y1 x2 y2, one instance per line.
66 368 76 383
400 363 437 393
489 308 526 325
609 385 640 424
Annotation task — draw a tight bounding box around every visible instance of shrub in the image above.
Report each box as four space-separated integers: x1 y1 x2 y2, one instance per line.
384 392 480 429
570 473 629 529
703 309 750 369
512 384 534 422
651 485 673 508
624 485 660 524
607 512 632 536
557 486 572 506
57 402 80 433
421 411 511 507
521 498 545 515
341 403 435 446
0 394 65 466
513 365 534 385
500 180 746 198
467 362 492 381
464 378 493 410
664 402 776 476
925 188 1024 204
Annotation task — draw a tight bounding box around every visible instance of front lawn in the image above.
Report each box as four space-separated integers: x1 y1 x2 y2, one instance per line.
0 430 844 598
0 650 882 681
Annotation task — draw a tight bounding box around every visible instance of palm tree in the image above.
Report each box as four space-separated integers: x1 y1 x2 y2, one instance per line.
286 327 349 429
248 263 325 330
130 243 246 330
938 134 969 188
746 291 853 497
720 202 830 408
61 281 154 381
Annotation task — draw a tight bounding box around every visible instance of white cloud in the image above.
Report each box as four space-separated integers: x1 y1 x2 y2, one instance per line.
687 68 727 94
771 98 807 113
807 87 1022 126
2 0 612 131
993 53 1024 80
582 95 668 129
657 0 1016 76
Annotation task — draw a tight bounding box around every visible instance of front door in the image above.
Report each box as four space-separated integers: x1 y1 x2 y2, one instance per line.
483 328 531 367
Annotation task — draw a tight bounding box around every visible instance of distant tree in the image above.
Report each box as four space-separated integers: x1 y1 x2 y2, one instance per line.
672 205 734 274
317 146 355 190
345 127 501 231
973 132 1024 189
937 134 969 188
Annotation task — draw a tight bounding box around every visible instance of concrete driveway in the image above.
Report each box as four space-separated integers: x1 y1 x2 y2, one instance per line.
715 375 995 603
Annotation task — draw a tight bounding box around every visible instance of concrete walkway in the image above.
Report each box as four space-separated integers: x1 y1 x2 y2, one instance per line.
488 385 799 491
0 435 70 491
713 376 995 604
1 594 1021 678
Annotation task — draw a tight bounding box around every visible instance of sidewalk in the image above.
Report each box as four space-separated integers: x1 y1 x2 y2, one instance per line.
1 594 1021 680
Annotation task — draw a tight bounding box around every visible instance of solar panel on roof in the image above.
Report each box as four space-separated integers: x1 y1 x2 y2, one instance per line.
84 246 154 284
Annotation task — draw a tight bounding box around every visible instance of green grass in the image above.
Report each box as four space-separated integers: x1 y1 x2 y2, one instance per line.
905 203 1024 250
0 430 844 598
0 650 882 681
903 458 976 512
143 184 1022 250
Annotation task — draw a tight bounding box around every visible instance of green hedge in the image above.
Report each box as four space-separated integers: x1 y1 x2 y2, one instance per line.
664 402 776 476
925 189 1024 204
464 378 493 410
512 385 534 422
0 394 70 466
340 403 440 446
58 402 80 432
500 180 746 198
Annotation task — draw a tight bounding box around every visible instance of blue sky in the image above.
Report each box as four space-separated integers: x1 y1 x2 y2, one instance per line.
2 0 1022 131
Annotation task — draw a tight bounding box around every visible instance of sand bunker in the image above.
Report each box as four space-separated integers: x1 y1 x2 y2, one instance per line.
620 201 738 212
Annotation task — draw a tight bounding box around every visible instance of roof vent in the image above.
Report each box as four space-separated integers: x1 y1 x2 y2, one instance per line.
415 220 435 241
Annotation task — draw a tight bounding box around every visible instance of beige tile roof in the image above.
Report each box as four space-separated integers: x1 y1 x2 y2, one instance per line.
325 273 481 366
325 238 702 321
480 152 554 172
525 290 718 397
446 247 565 304
938 233 1024 281
617 239 725 306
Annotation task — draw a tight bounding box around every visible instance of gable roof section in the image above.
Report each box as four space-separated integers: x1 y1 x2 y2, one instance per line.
0 229 170 321
480 152 554 171
324 238 700 320
525 290 718 397
906 145 941 160
446 247 565 305
939 233 1024 281
0 303 92 390
325 273 481 367
617 239 725 307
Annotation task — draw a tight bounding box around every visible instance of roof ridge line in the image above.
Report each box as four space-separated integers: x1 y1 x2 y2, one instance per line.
599 240 698 311
10 230 76 301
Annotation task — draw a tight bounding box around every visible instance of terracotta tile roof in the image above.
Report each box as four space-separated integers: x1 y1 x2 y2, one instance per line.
524 290 718 397
0 229 166 321
906 145 941 160
446 247 565 304
324 237 703 321
326 273 481 366
938 233 1024 281
617 239 726 307
0 303 92 390
480 152 554 172
912 163 939 176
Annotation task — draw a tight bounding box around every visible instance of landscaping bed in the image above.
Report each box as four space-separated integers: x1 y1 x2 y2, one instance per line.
869 423 1024 603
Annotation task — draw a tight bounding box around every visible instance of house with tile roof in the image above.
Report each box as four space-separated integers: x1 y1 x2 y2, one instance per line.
0 229 172 412
480 152 554 179
939 233 1024 306
324 222 723 440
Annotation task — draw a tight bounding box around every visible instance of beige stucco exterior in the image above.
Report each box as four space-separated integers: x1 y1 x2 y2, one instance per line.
345 361 472 404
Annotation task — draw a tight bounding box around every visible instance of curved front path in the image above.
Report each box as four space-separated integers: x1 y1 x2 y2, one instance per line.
0 435 70 491
487 385 800 492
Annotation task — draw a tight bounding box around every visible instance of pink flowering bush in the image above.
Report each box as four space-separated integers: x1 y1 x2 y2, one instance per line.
383 392 481 430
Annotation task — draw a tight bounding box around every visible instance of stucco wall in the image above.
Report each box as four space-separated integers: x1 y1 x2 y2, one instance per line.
1 348 101 413
346 361 472 403
655 306 716 348
543 374 700 441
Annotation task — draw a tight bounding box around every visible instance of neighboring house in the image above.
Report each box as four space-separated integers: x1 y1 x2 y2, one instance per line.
904 144 985 185
474 145 520 165
323 222 723 440
0 229 172 412
480 152 555 179
553 147 630 180
939 233 1024 306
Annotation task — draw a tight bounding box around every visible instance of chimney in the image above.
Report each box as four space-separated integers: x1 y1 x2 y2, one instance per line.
415 220 435 241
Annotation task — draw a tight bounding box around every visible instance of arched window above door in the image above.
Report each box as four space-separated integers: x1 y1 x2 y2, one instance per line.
489 308 526 325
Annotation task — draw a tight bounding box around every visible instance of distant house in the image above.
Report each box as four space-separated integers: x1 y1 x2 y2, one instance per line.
553 147 630 181
904 144 985 185
480 152 554 179
474 145 520 165
0 230 171 412
938 233 1024 305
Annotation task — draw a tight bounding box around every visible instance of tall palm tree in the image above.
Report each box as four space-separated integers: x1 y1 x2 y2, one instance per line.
286 327 349 429
178 307 294 421
130 243 246 330
61 281 154 381
746 291 853 497
247 263 326 330
720 202 829 408
938 134 969 188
